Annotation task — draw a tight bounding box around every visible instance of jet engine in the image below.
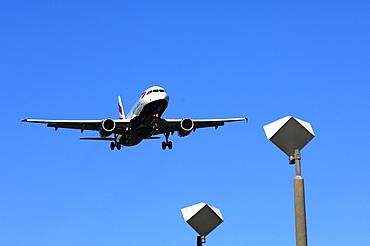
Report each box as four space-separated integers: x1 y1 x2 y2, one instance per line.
178 118 194 137
99 118 116 137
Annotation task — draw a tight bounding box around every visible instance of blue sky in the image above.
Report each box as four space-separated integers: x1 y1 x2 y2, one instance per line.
1 1 369 245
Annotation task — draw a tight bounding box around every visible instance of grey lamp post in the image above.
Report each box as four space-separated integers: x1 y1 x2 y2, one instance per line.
263 116 315 246
181 202 224 246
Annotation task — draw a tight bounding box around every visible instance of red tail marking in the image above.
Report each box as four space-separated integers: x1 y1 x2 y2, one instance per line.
118 104 123 115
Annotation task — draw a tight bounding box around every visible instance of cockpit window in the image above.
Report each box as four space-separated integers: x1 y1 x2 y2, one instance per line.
144 89 165 96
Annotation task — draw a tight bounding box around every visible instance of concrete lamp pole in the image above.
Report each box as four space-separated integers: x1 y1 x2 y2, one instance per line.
291 148 307 246
263 116 315 246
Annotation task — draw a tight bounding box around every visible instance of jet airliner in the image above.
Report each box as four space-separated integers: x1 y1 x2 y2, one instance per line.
22 86 247 150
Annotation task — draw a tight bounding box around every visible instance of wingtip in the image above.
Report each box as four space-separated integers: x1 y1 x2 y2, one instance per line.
245 117 248 123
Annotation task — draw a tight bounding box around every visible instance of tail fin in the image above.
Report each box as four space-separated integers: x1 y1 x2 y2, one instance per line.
118 96 125 119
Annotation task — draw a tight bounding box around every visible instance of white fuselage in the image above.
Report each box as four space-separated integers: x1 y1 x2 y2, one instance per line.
126 86 169 119
119 86 169 146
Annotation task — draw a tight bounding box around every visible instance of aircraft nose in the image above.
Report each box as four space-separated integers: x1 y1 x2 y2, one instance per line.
164 92 169 102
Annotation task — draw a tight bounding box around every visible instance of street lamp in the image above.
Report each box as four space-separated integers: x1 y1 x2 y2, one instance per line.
263 116 315 246
181 202 224 246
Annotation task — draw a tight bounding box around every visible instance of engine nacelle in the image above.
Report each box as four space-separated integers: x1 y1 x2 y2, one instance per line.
99 118 116 137
178 118 194 137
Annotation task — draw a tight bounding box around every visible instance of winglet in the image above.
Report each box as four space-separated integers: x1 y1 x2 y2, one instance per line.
118 96 125 119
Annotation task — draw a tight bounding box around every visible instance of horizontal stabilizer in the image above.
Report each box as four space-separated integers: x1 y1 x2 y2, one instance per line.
145 137 161 140
80 137 160 141
80 137 115 141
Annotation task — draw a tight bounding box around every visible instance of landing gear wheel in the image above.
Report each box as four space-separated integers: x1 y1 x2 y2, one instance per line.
116 144 121 150
162 141 173 150
168 141 173 150
110 142 115 150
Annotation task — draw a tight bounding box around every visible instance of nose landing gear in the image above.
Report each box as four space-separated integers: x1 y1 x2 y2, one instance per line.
162 141 172 150
153 113 160 131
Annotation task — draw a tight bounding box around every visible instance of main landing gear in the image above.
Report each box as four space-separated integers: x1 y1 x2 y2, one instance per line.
162 131 173 150
110 133 122 150
110 142 122 150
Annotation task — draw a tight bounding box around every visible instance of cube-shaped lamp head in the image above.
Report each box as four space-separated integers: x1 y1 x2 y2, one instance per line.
181 202 224 236
263 116 315 157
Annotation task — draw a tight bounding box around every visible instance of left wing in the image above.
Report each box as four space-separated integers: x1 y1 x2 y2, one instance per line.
154 117 248 135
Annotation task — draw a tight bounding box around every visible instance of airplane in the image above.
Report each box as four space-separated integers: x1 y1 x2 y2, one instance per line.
22 86 247 150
